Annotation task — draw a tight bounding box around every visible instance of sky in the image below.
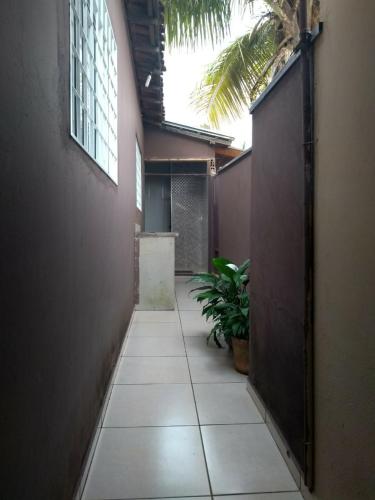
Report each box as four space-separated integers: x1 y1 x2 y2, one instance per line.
163 2 265 150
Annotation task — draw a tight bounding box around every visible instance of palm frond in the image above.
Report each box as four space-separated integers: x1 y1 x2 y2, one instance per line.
162 0 232 48
191 15 278 127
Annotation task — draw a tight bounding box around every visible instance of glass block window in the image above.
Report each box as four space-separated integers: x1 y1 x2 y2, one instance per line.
136 139 142 211
70 0 118 183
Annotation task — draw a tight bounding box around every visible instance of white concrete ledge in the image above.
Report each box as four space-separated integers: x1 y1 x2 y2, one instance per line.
136 232 177 310
136 232 178 238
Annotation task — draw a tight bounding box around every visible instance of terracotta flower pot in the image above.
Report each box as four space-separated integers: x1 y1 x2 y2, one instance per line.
232 338 249 375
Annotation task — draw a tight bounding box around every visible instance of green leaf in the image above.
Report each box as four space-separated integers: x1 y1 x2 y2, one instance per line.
191 15 279 127
195 291 221 301
212 257 234 274
241 307 249 317
238 259 251 274
163 0 232 48
226 263 239 272
240 275 250 286
190 285 213 291
164 0 319 127
189 273 218 284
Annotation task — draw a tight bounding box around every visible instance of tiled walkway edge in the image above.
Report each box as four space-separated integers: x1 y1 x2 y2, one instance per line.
74 312 136 500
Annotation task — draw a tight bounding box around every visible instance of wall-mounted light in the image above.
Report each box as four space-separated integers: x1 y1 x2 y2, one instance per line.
145 73 152 88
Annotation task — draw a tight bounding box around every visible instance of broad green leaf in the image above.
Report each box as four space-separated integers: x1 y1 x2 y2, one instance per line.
212 257 236 276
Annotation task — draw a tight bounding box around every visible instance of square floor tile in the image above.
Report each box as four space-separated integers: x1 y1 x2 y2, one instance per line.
124 336 185 356
181 321 212 336
176 298 202 310
188 356 246 383
180 314 214 337
83 427 210 499
103 384 198 427
194 383 263 424
215 494 303 500
185 335 230 357
130 322 182 337
180 310 212 323
176 285 195 295
115 356 190 384
175 277 195 288
202 424 298 495
133 310 179 323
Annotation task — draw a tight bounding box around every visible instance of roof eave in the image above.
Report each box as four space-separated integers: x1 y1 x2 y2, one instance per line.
125 0 165 124
160 121 234 147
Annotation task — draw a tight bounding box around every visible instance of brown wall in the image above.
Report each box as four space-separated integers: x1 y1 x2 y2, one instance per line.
249 58 306 469
0 1 142 499
213 151 252 264
302 2 375 499
144 126 215 160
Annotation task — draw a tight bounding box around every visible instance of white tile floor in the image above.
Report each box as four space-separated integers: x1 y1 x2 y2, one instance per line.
82 278 302 500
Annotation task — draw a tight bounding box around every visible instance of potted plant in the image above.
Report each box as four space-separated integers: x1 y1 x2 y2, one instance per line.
189 257 250 374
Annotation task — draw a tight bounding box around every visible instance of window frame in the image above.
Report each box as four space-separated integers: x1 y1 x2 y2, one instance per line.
69 0 118 184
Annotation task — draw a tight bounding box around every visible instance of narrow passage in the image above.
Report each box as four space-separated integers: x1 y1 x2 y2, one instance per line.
82 278 301 500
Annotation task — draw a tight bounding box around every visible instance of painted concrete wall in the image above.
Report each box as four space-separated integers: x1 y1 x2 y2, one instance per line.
137 234 176 310
249 59 306 470
144 125 216 160
213 151 252 265
0 1 143 498
303 2 375 499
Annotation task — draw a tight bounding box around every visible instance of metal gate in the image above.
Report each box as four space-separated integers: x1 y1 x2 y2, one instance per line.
171 175 208 273
145 161 209 274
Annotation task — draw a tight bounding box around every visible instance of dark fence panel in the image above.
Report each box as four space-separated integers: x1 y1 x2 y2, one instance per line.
213 150 252 265
249 58 306 470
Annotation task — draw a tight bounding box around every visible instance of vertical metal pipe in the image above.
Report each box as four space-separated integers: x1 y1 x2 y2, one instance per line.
300 0 315 490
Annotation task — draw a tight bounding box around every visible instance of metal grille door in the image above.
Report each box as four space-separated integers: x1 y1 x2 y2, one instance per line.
171 175 208 273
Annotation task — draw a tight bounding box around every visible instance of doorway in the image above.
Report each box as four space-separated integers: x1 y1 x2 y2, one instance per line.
145 161 209 273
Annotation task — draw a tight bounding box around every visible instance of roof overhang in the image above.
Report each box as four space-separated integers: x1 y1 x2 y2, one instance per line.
125 0 165 124
159 121 234 147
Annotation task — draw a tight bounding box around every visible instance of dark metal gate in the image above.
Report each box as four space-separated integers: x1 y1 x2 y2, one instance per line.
145 161 209 273
171 175 208 273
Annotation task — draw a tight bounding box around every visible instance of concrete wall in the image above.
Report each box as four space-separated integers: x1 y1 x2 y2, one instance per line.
144 125 215 160
249 58 306 470
303 2 375 499
137 234 176 310
0 1 142 498
213 151 252 265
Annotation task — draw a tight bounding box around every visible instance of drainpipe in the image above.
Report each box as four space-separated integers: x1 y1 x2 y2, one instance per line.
300 0 315 491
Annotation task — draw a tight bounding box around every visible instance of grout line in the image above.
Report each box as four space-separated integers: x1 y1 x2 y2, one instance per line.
175 284 215 500
212 490 300 497
111 382 191 386
102 424 199 429
191 381 245 384
113 382 192 386
118 354 186 358
98 489 300 500
112 381 245 386
120 355 185 358
101 422 265 430
101 495 211 500
132 320 180 323
127 335 184 338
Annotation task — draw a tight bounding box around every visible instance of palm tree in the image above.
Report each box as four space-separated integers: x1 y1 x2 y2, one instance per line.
163 0 319 126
